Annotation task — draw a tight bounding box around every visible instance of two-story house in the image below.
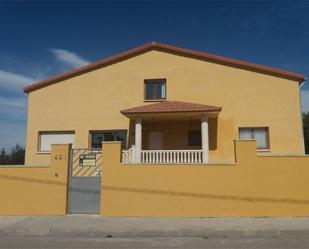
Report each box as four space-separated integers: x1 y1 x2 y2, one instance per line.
23 42 305 166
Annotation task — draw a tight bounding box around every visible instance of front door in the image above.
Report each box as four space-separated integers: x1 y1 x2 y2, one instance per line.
148 132 164 150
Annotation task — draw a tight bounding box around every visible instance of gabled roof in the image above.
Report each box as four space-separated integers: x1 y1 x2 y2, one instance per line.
23 42 305 93
120 101 222 117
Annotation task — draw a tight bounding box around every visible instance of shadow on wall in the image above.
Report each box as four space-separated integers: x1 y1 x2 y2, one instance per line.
0 174 66 187
101 140 309 217
102 185 309 205
2 173 309 205
209 117 218 150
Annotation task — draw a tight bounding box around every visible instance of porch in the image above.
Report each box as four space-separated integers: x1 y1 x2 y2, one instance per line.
121 101 222 164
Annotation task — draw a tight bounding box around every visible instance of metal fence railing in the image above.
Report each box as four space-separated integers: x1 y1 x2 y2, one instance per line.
71 148 102 177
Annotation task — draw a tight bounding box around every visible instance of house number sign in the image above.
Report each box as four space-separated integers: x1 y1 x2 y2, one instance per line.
79 154 96 166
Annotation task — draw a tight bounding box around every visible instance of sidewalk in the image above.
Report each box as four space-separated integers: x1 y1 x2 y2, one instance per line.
1 215 309 237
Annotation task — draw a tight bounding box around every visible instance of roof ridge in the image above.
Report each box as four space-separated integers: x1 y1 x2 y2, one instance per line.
23 42 305 93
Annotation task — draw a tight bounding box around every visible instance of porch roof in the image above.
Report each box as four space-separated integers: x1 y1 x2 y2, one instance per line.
120 101 222 118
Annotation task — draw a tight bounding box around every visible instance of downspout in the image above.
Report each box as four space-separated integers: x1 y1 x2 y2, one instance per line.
299 80 307 154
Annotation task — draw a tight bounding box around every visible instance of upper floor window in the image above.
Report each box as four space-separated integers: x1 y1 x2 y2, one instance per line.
239 127 269 150
144 79 166 100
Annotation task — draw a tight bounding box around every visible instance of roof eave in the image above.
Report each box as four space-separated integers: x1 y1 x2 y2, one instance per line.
23 42 155 93
120 109 222 118
23 42 306 93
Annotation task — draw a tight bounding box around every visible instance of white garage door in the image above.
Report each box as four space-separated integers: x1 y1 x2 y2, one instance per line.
40 132 75 151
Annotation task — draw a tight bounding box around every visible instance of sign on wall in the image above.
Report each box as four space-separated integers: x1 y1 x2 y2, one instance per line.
79 154 96 166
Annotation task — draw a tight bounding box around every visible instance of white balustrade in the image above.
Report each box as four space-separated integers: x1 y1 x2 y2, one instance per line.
141 150 203 164
122 146 136 163
123 147 203 164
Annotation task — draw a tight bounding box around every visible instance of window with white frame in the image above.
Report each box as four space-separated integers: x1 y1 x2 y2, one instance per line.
239 127 269 150
144 79 166 100
38 132 75 152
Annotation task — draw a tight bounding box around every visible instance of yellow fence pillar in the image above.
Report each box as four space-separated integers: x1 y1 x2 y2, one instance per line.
50 144 71 214
50 144 71 181
100 141 122 216
0 144 70 215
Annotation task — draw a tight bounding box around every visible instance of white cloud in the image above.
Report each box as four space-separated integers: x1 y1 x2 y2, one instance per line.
50 48 90 68
0 70 34 92
301 90 309 113
0 97 27 120
0 97 27 149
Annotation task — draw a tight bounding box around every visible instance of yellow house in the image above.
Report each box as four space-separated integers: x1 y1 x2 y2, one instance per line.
2 42 309 217
23 42 306 166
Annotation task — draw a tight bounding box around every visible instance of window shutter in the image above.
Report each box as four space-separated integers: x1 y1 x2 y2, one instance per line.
40 133 75 151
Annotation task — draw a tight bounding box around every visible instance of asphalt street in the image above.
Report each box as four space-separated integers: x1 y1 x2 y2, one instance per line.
0 234 309 249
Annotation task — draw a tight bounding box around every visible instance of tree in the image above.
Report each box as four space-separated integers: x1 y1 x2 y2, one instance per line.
303 112 309 154
0 144 25 165
9 144 25 164
0 148 9 164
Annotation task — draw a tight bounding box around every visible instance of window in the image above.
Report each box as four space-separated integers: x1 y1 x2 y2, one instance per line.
90 130 127 149
144 79 166 100
239 127 269 150
39 131 75 152
188 130 202 146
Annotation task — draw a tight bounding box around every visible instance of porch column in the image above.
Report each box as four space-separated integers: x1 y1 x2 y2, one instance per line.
135 117 142 163
201 116 209 163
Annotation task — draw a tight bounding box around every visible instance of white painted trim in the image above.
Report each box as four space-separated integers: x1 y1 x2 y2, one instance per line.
135 118 142 163
201 116 209 163
122 146 136 163
140 150 203 164
234 139 256 142
101 141 122 144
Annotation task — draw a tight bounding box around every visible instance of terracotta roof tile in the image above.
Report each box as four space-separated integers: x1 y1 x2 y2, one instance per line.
120 101 222 116
24 42 305 93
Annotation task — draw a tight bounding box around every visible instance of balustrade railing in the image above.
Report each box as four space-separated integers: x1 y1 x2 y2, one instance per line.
122 147 203 164
122 146 136 163
141 150 203 164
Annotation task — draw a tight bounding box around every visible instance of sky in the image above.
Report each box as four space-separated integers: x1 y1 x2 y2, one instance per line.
0 1 309 149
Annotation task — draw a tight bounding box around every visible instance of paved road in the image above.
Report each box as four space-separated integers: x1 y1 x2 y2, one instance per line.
2 216 309 238
1 234 309 249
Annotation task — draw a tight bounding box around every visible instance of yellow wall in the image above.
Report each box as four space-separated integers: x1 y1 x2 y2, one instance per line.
25 50 304 165
0 145 69 215
2 142 309 217
101 141 309 217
